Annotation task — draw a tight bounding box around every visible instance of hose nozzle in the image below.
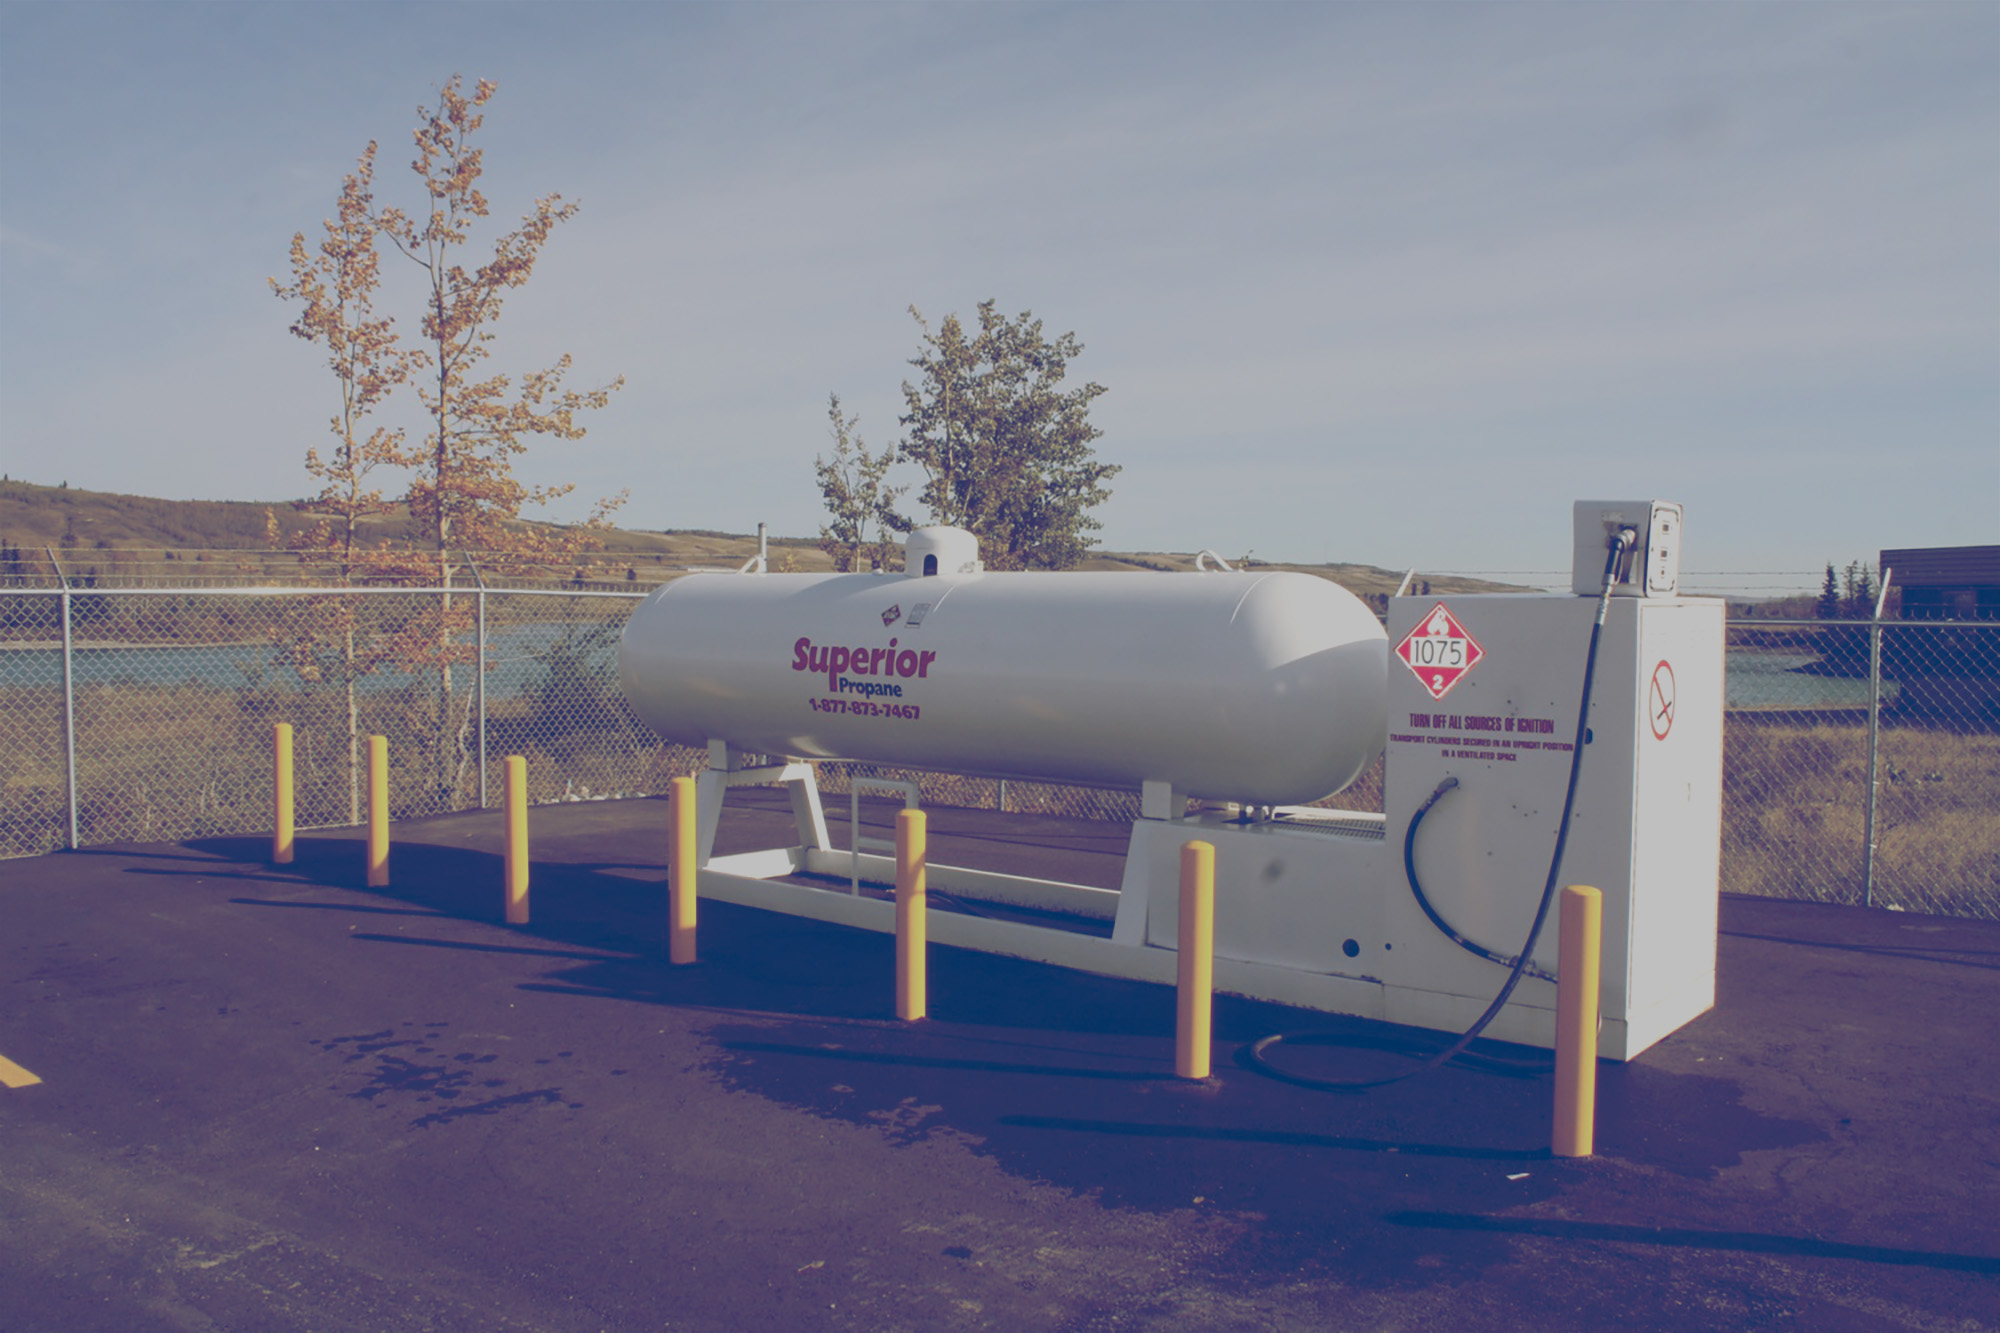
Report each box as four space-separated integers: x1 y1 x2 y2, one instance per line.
1595 525 1639 622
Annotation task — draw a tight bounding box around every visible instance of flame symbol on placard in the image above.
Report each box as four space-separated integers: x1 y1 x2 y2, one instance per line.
1425 607 1452 637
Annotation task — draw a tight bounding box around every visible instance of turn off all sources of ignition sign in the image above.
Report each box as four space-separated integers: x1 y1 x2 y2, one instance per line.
1389 712 1572 761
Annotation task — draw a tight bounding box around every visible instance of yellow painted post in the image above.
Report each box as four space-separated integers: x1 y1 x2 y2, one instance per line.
1176 840 1216 1079
504 755 529 925
366 734 389 888
1553 884 1604 1158
272 722 295 865
896 808 927 1021
668 776 697 964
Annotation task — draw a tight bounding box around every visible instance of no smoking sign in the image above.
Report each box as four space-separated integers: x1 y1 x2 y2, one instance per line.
1650 660 1676 740
1396 603 1484 702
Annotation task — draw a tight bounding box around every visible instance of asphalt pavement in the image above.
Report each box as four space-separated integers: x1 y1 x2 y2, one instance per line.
2 791 1996 1331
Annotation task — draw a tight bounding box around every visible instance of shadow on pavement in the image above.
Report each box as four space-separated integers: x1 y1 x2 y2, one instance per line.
181 826 1837 1295
1385 1211 2000 1274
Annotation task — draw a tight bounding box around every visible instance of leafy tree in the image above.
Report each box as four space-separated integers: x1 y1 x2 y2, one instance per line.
813 394 909 572
897 301 1117 570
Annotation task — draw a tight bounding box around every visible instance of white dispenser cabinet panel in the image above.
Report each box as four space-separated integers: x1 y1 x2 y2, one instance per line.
1382 594 1723 1058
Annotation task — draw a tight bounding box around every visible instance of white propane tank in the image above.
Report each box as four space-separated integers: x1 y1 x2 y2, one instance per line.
619 531 1389 806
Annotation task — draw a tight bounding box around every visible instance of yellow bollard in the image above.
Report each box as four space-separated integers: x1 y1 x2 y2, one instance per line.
668 776 697 964
272 722 295 865
1553 884 1603 1158
1176 840 1216 1079
896 808 927 1021
504 755 529 925
366 734 389 888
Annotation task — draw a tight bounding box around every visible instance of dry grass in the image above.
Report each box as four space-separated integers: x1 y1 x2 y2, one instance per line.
0 674 697 856
1723 716 1999 914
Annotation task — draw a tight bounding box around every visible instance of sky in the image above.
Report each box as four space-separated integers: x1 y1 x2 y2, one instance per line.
1 1 1994 595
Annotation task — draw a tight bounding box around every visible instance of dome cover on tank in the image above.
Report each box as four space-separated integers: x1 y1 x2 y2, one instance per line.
903 526 982 578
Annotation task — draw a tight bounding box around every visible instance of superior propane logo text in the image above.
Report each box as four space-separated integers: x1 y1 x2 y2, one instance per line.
791 636 938 697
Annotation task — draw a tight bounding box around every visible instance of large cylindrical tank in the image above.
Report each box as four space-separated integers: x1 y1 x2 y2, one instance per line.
619 557 1388 806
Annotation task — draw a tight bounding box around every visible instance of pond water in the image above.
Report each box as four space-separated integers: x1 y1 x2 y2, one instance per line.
1724 650 1887 710
0 625 615 699
2 636 1881 712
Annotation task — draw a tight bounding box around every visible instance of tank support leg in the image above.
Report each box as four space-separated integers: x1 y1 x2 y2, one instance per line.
696 768 727 866
697 742 830 866
786 766 831 852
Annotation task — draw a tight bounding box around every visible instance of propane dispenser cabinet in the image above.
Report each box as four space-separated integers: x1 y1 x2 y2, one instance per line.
619 501 1724 1060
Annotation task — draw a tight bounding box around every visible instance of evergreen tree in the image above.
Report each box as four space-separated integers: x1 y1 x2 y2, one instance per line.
1843 561 1876 620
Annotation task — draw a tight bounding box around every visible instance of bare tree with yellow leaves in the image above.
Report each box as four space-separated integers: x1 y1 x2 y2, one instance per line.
278 75 626 812
271 140 429 819
371 75 625 806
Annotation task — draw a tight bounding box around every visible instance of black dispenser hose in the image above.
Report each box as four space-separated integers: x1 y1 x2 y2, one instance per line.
1402 776 1558 985
1243 529 1636 1091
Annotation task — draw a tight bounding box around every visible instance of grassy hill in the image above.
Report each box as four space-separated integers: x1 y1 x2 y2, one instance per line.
0 478 325 550
0 478 1515 597
0 479 835 586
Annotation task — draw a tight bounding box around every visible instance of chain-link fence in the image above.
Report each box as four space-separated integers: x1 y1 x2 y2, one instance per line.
2 587 1993 918
0 586 704 856
1723 618 1999 918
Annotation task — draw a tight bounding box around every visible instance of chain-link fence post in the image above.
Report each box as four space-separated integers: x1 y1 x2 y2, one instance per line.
1863 569 1892 908
471 555 488 811
46 548 78 850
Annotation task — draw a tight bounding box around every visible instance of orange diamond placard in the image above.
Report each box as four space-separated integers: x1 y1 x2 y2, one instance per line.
1396 603 1484 702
